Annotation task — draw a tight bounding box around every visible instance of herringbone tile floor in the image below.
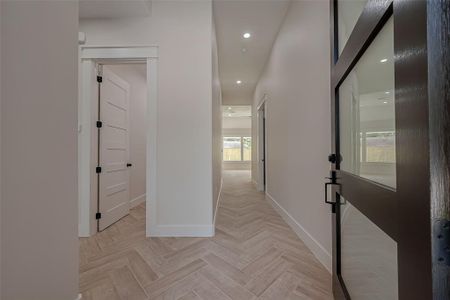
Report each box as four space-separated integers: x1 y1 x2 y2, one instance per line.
79 170 332 300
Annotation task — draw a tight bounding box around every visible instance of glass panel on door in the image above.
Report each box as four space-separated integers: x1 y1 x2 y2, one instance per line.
340 197 398 300
339 17 396 188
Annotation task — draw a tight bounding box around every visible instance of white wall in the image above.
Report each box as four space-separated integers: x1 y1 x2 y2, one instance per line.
222 96 253 106
212 18 223 221
80 1 215 235
1 2 79 299
223 128 251 136
223 116 251 129
252 0 332 271
107 65 147 208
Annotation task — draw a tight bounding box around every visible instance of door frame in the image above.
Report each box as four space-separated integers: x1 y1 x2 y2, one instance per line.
329 0 438 299
256 95 267 192
78 46 158 237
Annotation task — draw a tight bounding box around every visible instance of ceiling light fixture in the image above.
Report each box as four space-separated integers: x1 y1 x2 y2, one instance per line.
228 114 232 117
243 32 251 39
236 80 242 85
385 91 390 94
383 101 388 104
228 107 232 110
380 58 388 63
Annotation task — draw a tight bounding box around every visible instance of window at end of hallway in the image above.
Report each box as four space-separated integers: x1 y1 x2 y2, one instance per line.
223 137 251 161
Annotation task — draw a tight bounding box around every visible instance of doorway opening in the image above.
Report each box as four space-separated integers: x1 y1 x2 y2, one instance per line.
222 105 252 172
78 46 158 237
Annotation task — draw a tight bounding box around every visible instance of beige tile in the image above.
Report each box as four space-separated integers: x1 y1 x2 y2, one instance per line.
79 171 332 300
109 265 149 300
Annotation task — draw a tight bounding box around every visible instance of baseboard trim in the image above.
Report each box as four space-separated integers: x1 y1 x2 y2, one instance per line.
130 193 146 208
265 192 332 273
213 178 223 229
78 228 91 238
149 224 214 237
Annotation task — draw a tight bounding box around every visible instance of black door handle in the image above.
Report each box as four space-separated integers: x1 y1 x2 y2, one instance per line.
127 163 132 167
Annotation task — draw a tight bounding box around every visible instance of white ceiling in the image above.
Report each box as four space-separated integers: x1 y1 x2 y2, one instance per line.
213 0 290 105
223 105 252 118
79 0 152 19
223 106 252 130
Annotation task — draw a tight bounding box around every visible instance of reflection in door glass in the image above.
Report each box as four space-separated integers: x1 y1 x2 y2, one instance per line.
339 17 396 188
338 0 369 55
340 198 398 300
364 131 395 163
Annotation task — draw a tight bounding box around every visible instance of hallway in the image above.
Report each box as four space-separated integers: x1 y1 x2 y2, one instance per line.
79 170 332 300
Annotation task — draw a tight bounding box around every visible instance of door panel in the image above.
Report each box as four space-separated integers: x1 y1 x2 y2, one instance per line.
329 0 434 299
99 66 130 231
340 197 398 300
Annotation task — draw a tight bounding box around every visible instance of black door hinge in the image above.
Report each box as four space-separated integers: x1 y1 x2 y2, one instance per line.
96 212 102 220
434 219 450 266
96 121 103 128
96 166 102 174
97 76 103 83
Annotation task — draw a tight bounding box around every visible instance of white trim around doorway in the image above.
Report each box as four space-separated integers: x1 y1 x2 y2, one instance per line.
78 46 158 237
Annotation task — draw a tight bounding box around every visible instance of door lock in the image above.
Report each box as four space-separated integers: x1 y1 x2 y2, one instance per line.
324 171 340 205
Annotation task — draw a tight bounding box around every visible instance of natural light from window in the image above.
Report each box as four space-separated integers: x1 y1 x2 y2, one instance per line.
223 137 251 161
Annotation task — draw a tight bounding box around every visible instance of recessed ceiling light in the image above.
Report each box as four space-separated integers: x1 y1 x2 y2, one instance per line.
383 101 388 104
228 114 232 117
385 91 390 94
228 107 232 110
380 58 388 63
243 32 251 39
236 80 242 85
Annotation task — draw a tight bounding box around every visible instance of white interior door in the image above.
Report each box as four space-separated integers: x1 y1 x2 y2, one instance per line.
98 66 131 231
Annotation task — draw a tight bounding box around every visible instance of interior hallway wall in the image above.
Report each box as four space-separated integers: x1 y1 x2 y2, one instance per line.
252 0 332 271
212 18 223 221
107 65 147 207
80 1 215 235
1 2 79 299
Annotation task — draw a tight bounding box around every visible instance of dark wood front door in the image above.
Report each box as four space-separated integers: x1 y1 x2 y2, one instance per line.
328 0 450 299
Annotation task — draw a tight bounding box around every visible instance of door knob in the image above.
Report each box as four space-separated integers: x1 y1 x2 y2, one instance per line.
328 153 337 163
